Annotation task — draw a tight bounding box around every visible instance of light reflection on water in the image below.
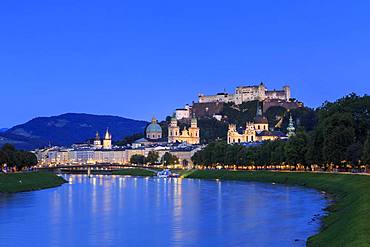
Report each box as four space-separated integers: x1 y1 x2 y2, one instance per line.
0 175 327 247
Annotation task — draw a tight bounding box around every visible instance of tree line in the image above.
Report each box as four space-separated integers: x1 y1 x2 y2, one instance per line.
192 94 370 169
0 144 38 172
130 151 179 166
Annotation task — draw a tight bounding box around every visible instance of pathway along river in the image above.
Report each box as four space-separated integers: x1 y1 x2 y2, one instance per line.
0 175 327 247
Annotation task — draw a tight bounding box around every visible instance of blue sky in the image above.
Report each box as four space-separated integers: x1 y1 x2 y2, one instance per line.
0 0 369 127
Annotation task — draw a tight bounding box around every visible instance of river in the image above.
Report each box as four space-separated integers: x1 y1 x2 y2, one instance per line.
0 175 327 247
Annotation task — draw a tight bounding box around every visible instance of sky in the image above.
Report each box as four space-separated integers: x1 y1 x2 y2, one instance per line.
0 0 369 127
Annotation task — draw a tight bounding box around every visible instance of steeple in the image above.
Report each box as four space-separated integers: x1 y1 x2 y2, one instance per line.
191 113 197 128
104 128 111 140
95 131 100 141
256 102 263 117
151 116 157 124
287 114 296 138
103 128 112 149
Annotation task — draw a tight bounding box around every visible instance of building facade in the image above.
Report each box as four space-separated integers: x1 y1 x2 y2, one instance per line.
168 115 200 144
227 105 286 144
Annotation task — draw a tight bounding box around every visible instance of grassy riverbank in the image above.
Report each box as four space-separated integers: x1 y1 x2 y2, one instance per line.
184 170 370 247
112 168 156 177
0 172 67 193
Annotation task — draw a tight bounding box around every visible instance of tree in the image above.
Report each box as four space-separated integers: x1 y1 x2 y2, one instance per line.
0 150 8 167
362 134 370 166
345 142 363 167
17 151 38 169
162 152 179 166
284 132 308 166
146 151 159 164
322 113 356 166
130 154 145 165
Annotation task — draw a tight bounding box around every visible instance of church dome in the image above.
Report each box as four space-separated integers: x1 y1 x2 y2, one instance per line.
146 117 162 133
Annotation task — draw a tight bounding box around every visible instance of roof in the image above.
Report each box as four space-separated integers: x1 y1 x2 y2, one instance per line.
256 130 286 137
146 123 162 133
254 116 268 124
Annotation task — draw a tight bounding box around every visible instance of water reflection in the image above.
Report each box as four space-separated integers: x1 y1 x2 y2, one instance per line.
0 175 327 247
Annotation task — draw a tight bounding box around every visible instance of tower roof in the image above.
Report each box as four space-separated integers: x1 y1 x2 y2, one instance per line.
104 128 111 140
146 117 162 133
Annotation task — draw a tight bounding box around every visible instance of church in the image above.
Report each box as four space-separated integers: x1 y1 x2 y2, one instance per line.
93 129 112 149
227 105 287 144
168 114 200 145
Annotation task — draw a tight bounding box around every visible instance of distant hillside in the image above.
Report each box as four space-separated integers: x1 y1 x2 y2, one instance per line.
0 128 8 133
0 113 147 150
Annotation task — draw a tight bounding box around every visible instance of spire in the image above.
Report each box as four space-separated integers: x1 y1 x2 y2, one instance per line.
256 102 263 117
287 114 296 138
105 128 111 140
95 131 100 140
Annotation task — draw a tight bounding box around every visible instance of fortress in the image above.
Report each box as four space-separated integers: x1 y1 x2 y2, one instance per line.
198 83 291 105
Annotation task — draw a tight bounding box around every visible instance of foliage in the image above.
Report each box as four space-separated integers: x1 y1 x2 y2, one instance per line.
362 134 370 165
115 133 144 146
146 151 159 164
0 144 38 170
161 152 179 166
193 94 370 167
129 154 146 165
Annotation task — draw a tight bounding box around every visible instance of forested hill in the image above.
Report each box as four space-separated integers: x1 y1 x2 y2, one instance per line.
194 100 317 144
0 113 147 150
192 94 370 167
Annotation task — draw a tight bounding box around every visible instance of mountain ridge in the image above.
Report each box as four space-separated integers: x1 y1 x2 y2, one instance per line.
0 113 148 150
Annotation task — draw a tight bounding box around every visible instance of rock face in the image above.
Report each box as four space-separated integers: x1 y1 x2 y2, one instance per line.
0 113 148 150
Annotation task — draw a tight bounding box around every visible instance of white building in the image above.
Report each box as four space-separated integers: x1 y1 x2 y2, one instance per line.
199 83 291 105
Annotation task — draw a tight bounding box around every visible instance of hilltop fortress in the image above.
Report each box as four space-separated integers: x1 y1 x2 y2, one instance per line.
198 83 291 105
175 83 302 120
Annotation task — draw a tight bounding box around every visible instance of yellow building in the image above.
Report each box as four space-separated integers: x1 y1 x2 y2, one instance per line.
168 115 200 144
227 104 285 144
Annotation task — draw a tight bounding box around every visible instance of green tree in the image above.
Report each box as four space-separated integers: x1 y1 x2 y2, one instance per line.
162 152 179 166
146 151 159 164
130 154 146 165
322 113 356 166
362 134 370 166
284 132 308 166
0 150 9 167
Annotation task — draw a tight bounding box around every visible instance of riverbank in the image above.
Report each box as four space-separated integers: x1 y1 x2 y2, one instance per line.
0 172 67 193
112 168 156 177
184 170 370 247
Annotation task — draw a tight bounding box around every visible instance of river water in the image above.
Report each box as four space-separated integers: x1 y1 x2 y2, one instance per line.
0 175 327 247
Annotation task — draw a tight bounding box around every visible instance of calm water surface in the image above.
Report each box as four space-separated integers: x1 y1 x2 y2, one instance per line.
0 175 327 247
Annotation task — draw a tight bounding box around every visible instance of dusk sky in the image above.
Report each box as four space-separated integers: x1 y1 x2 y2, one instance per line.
1 0 369 127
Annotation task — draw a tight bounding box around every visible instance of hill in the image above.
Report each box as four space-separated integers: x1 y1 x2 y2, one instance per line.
0 113 147 150
0 128 8 133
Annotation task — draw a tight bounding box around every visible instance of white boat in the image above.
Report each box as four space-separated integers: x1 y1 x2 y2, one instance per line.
157 169 172 178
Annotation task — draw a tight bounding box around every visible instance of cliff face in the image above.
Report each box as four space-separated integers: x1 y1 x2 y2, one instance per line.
0 113 147 150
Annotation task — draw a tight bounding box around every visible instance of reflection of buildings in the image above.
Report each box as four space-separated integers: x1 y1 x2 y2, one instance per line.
227 104 288 144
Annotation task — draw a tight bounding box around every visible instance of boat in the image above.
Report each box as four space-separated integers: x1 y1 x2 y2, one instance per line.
157 169 172 178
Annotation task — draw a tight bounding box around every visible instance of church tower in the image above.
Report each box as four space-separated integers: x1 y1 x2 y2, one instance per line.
168 114 180 143
93 131 102 149
188 115 200 144
103 128 112 149
287 115 296 138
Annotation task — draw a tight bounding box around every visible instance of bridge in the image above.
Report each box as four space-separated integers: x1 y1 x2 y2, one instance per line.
37 164 159 175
